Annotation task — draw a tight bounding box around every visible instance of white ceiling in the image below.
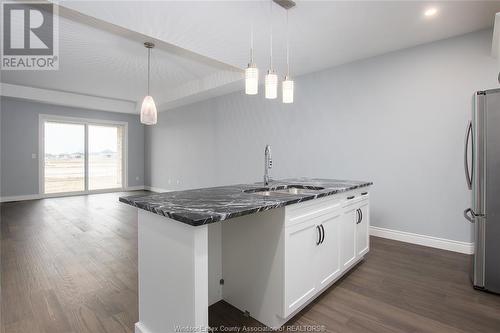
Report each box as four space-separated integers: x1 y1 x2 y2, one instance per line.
58 1 500 75
3 1 500 113
1 6 241 107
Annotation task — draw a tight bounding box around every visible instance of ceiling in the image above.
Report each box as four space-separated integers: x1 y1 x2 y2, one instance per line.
2 1 500 113
1 5 241 109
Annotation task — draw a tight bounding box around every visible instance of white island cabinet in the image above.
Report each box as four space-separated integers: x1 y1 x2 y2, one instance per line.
222 189 370 329
131 185 371 333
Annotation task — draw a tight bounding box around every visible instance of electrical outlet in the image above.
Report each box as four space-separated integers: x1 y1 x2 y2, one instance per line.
136 176 140 181
31 153 37 159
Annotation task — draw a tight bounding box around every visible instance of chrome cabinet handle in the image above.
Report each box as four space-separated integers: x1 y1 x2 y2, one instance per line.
464 121 473 190
464 208 475 223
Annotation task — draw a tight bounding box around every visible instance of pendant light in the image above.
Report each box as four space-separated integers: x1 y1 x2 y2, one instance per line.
265 0 278 99
245 25 259 95
140 42 157 125
282 10 294 104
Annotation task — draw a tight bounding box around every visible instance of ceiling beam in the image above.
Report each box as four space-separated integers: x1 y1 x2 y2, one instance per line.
1 83 138 114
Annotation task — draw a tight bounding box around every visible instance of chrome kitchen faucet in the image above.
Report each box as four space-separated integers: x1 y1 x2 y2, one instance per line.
264 145 273 186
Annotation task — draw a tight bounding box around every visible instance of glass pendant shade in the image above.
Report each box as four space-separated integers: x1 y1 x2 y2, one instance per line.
140 95 157 125
245 64 259 95
265 70 278 99
282 77 294 104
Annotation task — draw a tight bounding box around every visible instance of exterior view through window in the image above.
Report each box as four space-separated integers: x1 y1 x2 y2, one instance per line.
44 122 85 193
89 125 123 190
43 119 124 194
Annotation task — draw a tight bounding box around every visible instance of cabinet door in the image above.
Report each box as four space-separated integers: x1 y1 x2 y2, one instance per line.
340 208 357 270
284 221 319 316
356 201 369 257
315 213 341 289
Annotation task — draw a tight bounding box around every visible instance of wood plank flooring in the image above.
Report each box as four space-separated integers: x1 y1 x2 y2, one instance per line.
2 192 500 333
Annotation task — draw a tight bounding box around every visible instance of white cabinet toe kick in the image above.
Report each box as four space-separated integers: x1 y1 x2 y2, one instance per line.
135 189 370 333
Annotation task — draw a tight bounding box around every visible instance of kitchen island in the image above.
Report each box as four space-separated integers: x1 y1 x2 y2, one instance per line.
120 178 372 333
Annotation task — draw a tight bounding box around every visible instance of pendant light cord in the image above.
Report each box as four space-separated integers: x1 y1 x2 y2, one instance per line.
147 47 151 95
269 0 273 70
286 10 289 76
250 23 254 63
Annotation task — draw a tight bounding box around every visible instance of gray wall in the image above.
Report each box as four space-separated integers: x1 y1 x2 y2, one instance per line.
1 98 145 197
146 29 499 243
144 99 217 190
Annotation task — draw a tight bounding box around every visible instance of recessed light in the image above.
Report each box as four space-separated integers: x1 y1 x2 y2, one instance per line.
424 7 438 17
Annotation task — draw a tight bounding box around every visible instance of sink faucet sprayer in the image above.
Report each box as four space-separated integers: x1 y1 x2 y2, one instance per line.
264 145 273 186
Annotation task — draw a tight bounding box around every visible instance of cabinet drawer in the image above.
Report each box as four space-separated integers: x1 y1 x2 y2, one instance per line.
285 196 341 227
342 193 369 209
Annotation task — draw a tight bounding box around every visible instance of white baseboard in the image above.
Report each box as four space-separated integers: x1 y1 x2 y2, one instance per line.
370 226 474 255
144 186 170 193
135 322 152 333
127 185 146 191
0 193 42 203
1 186 146 203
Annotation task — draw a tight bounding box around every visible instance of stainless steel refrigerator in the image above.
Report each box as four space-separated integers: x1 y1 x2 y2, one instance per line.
464 89 500 294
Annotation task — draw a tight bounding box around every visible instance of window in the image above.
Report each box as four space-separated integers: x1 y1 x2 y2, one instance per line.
41 116 126 195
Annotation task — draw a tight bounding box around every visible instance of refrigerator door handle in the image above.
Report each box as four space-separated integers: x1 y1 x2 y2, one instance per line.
464 208 475 223
464 121 473 190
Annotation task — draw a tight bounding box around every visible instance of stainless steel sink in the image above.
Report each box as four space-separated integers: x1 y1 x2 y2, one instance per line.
272 187 321 195
251 191 275 196
244 185 325 196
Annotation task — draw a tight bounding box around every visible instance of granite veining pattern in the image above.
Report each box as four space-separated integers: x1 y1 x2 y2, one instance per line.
119 178 372 226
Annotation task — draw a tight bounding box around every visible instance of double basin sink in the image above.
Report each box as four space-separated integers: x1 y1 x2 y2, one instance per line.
243 185 325 196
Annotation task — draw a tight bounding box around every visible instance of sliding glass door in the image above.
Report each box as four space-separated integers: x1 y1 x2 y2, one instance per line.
89 125 123 190
44 122 86 194
42 117 126 195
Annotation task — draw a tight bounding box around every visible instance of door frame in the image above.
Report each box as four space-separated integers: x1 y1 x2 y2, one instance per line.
38 114 128 198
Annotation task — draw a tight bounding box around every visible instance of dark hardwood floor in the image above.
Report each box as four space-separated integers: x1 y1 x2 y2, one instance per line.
2 192 500 333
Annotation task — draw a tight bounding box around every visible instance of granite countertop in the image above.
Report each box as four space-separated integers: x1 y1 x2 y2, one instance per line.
119 178 373 226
